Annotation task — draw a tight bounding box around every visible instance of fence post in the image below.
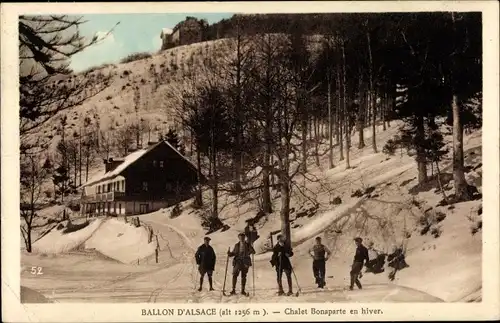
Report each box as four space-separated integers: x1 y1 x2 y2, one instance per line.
155 248 159 264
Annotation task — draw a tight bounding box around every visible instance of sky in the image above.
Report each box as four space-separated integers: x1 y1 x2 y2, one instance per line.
69 13 234 72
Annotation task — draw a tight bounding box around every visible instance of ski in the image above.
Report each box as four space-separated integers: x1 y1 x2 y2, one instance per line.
224 292 248 297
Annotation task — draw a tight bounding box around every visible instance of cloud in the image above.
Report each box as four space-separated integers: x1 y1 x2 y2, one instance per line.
70 31 127 72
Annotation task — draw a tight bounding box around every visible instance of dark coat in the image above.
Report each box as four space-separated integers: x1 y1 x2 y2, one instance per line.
388 248 408 270
270 243 294 270
195 244 216 271
244 226 260 245
353 244 369 265
229 241 255 267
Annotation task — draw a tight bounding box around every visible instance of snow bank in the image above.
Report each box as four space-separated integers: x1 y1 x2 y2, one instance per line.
85 218 156 264
253 197 366 261
394 201 482 302
32 219 103 254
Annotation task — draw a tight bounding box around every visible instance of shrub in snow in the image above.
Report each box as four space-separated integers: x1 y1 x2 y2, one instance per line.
330 197 342 205
120 52 152 64
383 139 398 155
170 203 182 218
63 220 89 234
471 220 482 235
201 214 224 234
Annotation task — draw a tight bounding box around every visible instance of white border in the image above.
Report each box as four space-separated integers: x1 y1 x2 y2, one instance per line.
2 1 499 322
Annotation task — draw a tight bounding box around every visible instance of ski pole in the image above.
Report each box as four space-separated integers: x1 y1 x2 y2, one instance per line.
251 242 255 296
222 247 230 296
289 258 302 296
194 260 199 290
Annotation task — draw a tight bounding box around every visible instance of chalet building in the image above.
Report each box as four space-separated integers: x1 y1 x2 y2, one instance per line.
160 17 208 50
80 141 204 217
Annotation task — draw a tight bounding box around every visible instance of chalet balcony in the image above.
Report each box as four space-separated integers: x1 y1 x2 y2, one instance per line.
81 191 126 202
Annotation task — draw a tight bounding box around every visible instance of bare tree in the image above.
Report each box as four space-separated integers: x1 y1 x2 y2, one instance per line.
115 123 135 156
219 18 255 192
19 15 117 139
20 151 50 252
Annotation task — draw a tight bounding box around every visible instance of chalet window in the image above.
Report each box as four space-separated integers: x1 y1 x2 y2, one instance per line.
108 183 111 192
97 186 101 194
160 161 164 168
153 160 157 167
142 181 148 191
122 180 125 191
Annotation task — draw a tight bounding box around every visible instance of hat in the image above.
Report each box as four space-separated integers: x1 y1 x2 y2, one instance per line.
354 237 363 243
238 232 245 237
204 236 211 241
316 236 322 240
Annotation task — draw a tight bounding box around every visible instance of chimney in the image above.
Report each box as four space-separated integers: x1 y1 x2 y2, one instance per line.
103 158 109 172
104 157 124 173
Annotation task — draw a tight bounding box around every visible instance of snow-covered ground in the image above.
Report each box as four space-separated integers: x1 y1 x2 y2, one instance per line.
21 124 483 303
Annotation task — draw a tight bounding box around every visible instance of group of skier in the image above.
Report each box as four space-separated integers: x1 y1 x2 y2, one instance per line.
194 223 404 295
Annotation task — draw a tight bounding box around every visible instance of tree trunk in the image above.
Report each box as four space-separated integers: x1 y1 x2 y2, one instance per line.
327 73 334 169
309 117 314 142
334 85 339 145
435 161 449 203
416 115 428 183
262 162 272 213
211 149 218 218
301 96 308 172
73 151 77 188
79 130 82 186
342 43 350 169
358 72 366 149
26 226 32 252
232 30 245 193
194 145 203 207
279 174 291 245
314 116 320 167
262 116 273 213
367 29 378 153
85 146 90 182
337 69 344 161
452 94 470 201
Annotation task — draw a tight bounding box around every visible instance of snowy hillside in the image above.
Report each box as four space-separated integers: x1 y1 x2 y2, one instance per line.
21 123 483 303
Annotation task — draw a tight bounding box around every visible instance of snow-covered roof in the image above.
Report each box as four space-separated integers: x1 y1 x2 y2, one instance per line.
82 141 200 188
161 28 173 36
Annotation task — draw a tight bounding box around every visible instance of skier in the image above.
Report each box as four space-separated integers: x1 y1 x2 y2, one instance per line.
244 223 259 245
195 236 216 291
227 233 255 296
270 234 295 296
308 236 331 288
365 241 385 274
349 237 369 290
387 245 408 281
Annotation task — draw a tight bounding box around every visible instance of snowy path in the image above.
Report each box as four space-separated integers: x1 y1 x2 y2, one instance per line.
22 216 442 303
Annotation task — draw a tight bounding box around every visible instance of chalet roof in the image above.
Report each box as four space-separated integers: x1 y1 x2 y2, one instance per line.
82 140 200 188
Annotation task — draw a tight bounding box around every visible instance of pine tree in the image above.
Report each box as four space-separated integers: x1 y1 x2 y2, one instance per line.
165 128 181 150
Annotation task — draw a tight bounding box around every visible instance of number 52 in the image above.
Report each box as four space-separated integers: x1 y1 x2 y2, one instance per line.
30 266 43 275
